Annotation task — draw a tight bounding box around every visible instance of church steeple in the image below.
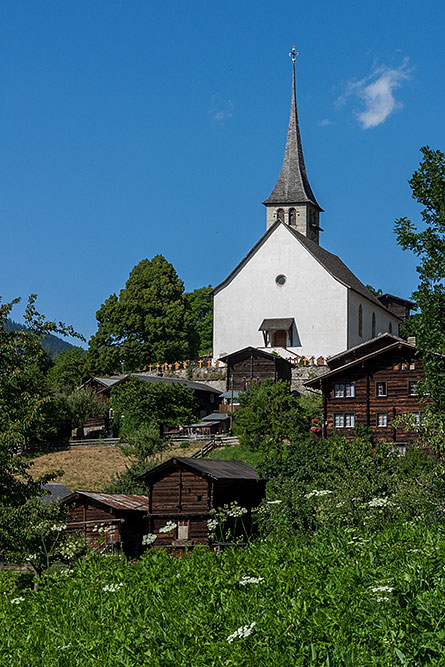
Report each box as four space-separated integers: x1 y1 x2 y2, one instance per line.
263 46 323 243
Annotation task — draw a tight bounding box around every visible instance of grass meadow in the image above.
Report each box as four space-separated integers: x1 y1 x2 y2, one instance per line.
1 521 444 666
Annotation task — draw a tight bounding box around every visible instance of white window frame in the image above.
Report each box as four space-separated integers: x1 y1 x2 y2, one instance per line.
344 413 355 428
345 382 355 398
411 411 421 425
377 412 387 427
376 382 387 397
334 383 344 398
334 413 344 428
408 381 417 396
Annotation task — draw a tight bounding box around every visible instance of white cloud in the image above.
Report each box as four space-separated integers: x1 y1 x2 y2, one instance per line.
338 59 412 129
209 95 234 122
318 118 332 127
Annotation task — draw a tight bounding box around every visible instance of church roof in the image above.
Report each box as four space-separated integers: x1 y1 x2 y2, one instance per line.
213 220 397 315
263 61 322 210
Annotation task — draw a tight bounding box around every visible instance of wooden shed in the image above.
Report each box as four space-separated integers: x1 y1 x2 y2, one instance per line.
219 346 292 392
139 457 266 549
64 492 148 558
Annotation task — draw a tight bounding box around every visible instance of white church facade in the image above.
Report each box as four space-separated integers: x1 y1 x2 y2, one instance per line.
213 49 400 362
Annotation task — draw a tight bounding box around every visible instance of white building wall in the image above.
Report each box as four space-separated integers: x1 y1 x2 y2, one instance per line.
347 290 400 347
213 224 348 359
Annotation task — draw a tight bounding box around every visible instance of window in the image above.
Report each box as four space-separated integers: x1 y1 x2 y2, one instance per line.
345 383 355 397
277 208 284 223
177 521 189 541
376 382 387 397
275 274 286 286
411 411 421 425
409 362 416 370
345 413 355 428
288 208 296 226
377 412 387 427
390 443 407 457
389 322 393 333
372 312 376 338
334 413 344 428
272 330 287 347
358 305 363 337
335 383 355 398
408 381 417 396
334 413 355 428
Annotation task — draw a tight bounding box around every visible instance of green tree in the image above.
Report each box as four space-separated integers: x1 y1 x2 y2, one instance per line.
233 380 309 453
87 255 199 373
0 295 83 562
110 378 196 434
185 285 213 356
46 347 88 391
394 146 445 409
65 388 102 435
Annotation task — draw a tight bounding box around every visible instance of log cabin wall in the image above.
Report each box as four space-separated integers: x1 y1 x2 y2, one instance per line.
66 501 118 547
323 349 427 444
228 351 291 391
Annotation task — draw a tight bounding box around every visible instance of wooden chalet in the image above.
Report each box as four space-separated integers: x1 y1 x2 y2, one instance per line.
219 346 292 392
305 334 429 448
64 492 148 558
139 457 266 549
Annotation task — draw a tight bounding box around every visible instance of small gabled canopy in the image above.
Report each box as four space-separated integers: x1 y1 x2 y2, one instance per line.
140 457 260 482
259 318 294 331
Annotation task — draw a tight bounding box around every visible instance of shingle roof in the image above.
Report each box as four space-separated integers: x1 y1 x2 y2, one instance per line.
141 457 260 481
259 318 294 331
41 483 72 505
131 374 221 394
67 492 148 512
263 63 322 210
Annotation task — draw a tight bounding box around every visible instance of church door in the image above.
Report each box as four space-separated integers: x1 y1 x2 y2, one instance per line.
272 330 287 347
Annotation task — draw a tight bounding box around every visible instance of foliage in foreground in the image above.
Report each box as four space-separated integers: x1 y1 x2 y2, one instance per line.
1 522 444 666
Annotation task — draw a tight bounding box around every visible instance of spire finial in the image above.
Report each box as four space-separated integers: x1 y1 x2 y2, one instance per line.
288 44 299 64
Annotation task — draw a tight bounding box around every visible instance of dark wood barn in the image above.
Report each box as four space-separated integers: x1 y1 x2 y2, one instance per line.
306 335 429 448
139 457 266 549
220 346 292 392
64 492 148 558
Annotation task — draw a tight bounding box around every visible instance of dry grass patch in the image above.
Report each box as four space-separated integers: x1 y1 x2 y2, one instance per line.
30 442 204 492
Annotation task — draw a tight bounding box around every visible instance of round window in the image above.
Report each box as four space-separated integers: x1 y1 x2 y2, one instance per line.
275 274 286 286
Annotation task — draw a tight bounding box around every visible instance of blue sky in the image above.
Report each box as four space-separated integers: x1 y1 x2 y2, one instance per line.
1 0 443 345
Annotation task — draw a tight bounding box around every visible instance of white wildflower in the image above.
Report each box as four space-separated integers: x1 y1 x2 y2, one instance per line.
227 621 256 643
305 490 333 498
159 521 177 534
25 554 37 562
50 523 67 532
11 597 25 604
207 519 218 531
228 503 248 518
368 497 390 507
266 500 282 505
376 596 390 602
57 644 72 650
239 576 264 586
142 533 157 546
371 585 394 593
102 583 124 592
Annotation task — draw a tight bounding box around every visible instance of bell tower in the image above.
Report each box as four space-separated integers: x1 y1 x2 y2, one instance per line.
263 46 323 244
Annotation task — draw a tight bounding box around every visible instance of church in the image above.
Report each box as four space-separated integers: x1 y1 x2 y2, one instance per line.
213 49 400 362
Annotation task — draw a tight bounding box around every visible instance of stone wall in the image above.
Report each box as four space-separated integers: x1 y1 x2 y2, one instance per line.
291 365 327 395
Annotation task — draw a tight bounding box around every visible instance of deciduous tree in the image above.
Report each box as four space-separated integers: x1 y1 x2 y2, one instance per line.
87 255 199 373
394 146 445 409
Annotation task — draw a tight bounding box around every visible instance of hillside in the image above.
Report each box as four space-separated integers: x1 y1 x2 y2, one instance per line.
30 442 204 492
4 319 77 358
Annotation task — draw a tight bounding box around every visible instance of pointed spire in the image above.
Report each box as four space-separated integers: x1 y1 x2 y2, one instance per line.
263 52 322 210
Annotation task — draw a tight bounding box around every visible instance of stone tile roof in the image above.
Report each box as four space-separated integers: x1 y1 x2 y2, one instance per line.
263 63 322 210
